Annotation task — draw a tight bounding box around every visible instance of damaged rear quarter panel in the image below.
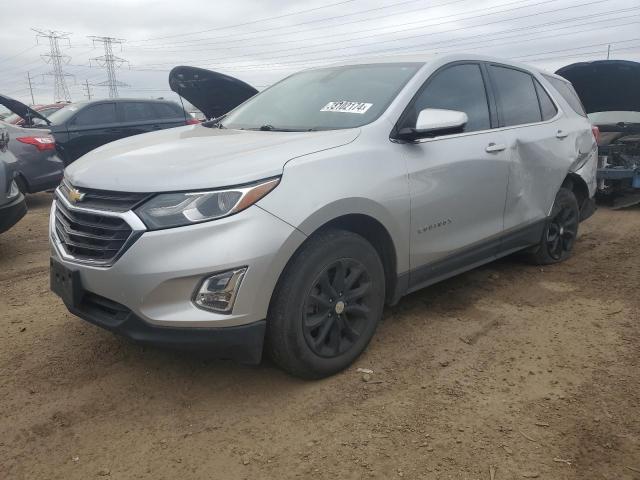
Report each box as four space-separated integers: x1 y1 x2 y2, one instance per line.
503 114 595 231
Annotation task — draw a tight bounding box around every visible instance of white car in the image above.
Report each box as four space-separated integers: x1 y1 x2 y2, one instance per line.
50 54 597 378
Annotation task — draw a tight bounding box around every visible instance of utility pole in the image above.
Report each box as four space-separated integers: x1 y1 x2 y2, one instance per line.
88 36 128 98
82 79 93 100
607 44 611 60
26 72 35 105
32 29 73 102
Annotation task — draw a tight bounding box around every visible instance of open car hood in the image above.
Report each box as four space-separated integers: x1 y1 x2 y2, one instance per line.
168 66 258 120
556 60 640 114
0 94 50 125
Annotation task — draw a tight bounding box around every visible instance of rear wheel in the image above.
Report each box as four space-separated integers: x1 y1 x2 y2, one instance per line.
266 229 385 379
526 187 579 265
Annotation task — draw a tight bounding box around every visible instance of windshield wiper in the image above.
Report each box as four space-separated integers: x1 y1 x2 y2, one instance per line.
202 114 227 129
253 124 317 132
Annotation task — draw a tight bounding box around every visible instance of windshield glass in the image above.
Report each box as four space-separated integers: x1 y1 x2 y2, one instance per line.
221 63 422 131
588 111 640 125
46 103 83 125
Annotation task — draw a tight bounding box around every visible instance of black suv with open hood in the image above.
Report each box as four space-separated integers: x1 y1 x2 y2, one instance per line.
557 60 640 207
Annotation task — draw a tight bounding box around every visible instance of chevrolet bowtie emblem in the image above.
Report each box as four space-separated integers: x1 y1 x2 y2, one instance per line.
68 188 85 203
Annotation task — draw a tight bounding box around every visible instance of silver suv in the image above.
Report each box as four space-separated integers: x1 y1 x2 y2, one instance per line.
49 54 597 378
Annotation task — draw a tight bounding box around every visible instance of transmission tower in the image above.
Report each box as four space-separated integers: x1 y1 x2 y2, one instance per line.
32 29 73 102
89 36 129 98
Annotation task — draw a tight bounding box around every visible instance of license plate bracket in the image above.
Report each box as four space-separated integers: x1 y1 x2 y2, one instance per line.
50 257 82 307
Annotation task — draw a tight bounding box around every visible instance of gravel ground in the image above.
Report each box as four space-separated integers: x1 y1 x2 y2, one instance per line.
1 193 638 480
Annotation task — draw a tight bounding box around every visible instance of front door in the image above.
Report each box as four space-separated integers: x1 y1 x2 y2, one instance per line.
396 63 510 289
64 102 120 161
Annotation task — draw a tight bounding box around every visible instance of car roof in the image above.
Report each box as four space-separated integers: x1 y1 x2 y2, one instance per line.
323 53 555 77
69 98 181 108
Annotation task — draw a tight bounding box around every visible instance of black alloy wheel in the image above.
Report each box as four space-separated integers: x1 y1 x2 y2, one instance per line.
302 259 373 358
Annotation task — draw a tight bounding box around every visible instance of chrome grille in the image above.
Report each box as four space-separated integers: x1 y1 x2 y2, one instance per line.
59 179 150 212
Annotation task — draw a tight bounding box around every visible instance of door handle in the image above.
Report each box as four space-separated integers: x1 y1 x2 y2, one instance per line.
556 130 569 139
151 125 162 130
485 143 506 153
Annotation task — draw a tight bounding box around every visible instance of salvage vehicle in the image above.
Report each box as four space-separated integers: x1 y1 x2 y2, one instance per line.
50 54 597 378
556 60 640 208
0 95 64 194
45 98 199 164
0 126 27 234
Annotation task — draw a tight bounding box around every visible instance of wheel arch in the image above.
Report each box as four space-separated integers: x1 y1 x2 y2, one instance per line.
562 172 590 216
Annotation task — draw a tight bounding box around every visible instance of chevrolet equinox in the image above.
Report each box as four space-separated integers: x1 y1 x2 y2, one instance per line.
50 54 597 378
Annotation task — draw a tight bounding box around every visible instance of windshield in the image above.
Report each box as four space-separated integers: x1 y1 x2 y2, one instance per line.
588 111 640 125
46 103 83 125
221 63 422 131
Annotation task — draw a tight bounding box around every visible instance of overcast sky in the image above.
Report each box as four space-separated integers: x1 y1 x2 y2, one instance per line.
1 0 639 106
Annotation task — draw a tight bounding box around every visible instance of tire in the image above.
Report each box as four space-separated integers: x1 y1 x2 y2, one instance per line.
266 229 386 379
526 187 579 265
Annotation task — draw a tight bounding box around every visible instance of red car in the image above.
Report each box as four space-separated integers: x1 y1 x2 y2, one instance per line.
3 102 69 126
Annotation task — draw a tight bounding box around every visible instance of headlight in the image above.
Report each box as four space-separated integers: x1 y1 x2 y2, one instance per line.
8 180 20 199
135 177 280 230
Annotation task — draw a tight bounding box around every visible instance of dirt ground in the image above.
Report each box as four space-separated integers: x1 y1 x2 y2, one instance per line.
0 193 638 480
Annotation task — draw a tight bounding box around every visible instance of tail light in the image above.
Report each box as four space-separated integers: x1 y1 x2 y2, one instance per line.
591 125 601 145
185 118 200 125
16 135 56 151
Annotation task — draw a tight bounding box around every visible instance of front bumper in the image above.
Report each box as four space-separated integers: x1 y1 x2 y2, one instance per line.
65 288 266 363
0 193 27 233
50 199 306 356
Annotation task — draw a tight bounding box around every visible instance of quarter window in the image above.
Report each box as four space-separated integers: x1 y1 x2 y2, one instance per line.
489 66 541 126
543 75 587 117
405 63 491 133
534 80 557 121
73 103 117 126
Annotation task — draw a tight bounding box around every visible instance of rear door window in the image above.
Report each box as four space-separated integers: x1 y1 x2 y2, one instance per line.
72 103 117 126
543 75 587 117
403 63 491 133
121 102 158 122
534 80 558 121
489 65 541 126
153 103 182 119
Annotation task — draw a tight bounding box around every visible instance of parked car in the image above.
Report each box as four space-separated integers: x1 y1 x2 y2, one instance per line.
2 102 68 126
0 95 64 194
0 126 27 234
44 98 200 164
556 60 640 208
50 54 597 378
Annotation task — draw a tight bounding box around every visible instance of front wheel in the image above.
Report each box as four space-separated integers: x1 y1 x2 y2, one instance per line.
266 229 385 379
526 187 579 265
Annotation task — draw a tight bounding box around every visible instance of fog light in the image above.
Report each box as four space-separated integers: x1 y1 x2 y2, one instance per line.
193 268 247 313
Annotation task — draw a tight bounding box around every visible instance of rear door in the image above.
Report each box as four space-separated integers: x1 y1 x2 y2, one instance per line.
487 64 574 248
397 62 510 288
63 102 119 162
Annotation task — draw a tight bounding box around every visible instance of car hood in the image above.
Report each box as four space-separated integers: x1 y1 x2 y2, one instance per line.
556 60 640 114
65 125 360 192
169 66 258 120
0 94 50 125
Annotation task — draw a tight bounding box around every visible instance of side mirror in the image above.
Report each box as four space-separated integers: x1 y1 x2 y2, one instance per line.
397 108 468 141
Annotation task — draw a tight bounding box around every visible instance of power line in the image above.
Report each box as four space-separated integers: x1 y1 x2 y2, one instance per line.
88 36 129 98
32 28 73 102
128 0 607 69
128 0 458 49
128 0 360 43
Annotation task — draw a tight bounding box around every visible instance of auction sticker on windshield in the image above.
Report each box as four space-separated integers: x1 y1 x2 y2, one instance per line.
321 101 373 114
